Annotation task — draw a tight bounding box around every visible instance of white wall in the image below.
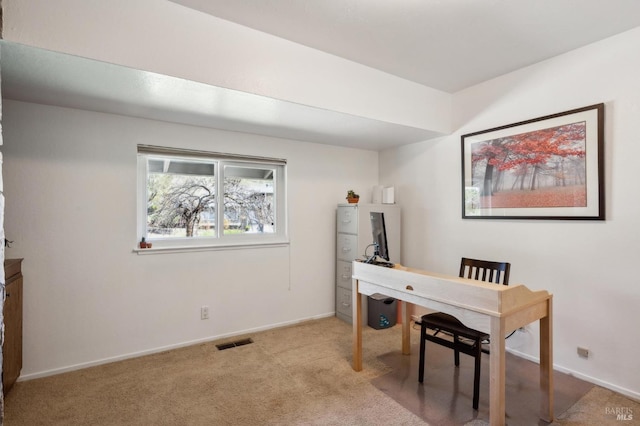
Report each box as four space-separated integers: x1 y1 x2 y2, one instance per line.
1 100 378 378
380 27 640 399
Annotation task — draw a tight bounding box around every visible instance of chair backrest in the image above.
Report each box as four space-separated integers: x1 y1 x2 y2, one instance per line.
459 257 510 285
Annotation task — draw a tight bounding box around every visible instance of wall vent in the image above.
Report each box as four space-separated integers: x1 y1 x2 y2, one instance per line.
216 338 253 350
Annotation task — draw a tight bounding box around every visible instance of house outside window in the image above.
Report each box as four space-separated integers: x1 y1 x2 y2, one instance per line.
137 145 287 251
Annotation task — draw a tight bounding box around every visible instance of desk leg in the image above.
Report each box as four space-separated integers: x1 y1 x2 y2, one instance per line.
402 301 411 355
540 297 554 422
352 278 363 371
490 316 506 426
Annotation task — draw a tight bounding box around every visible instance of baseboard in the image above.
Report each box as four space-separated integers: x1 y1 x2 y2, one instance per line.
507 348 640 402
19 312 336 382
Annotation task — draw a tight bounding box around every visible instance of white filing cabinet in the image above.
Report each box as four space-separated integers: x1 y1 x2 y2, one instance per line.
335 203 401 324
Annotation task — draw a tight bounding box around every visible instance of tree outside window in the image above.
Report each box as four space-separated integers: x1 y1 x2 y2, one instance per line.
139 150 285 248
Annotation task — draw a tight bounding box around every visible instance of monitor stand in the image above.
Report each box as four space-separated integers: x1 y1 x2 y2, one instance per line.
365 246 394 268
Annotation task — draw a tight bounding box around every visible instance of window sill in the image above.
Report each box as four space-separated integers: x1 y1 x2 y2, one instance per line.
133 240 289 255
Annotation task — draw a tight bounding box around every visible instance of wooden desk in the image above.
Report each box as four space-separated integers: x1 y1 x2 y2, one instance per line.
352 261 553 426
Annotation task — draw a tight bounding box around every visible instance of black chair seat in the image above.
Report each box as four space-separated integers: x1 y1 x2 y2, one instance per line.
421 312 489 341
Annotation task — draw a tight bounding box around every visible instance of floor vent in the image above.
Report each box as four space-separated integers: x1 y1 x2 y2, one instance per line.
216 338 253 351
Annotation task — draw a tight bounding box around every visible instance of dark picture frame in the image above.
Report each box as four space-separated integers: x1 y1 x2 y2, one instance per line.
462 104 604 220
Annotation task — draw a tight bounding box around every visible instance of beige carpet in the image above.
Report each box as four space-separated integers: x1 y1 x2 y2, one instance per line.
4 317 639 425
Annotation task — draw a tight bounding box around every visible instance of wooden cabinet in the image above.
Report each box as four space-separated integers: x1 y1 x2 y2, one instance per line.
3 258 23 395
335 204 400 323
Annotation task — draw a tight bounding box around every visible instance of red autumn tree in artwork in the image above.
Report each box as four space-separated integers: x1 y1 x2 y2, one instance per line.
471 121 587 208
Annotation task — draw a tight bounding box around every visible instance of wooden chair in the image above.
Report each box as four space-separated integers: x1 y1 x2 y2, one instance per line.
418 257 510 410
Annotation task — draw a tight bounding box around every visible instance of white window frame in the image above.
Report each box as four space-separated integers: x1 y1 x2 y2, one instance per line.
136 145 288 253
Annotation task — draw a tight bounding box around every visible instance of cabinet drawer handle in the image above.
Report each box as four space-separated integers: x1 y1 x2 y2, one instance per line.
341 302 351 307
341 274 349 280
341 247 351 252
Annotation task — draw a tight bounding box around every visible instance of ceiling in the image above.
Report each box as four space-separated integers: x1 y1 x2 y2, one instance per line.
169 0 640 93
3 2 640 150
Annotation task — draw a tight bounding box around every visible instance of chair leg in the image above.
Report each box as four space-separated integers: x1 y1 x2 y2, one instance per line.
454 334 460 366
473 339 482 410
418 322 426 383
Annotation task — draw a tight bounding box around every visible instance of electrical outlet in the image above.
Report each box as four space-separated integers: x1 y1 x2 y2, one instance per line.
201 305 210 320
577 346 589 358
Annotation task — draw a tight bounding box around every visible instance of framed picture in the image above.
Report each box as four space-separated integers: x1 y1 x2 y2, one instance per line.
462 103 604 220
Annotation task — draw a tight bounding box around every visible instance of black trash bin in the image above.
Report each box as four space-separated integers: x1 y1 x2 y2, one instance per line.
367 293 397 329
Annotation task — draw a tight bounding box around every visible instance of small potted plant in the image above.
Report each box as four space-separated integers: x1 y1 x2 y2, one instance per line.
346 190 360 204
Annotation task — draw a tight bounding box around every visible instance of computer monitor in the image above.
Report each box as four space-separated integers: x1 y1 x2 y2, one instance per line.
369 212 390 262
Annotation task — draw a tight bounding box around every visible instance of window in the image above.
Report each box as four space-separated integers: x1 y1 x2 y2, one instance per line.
137 145 287 250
